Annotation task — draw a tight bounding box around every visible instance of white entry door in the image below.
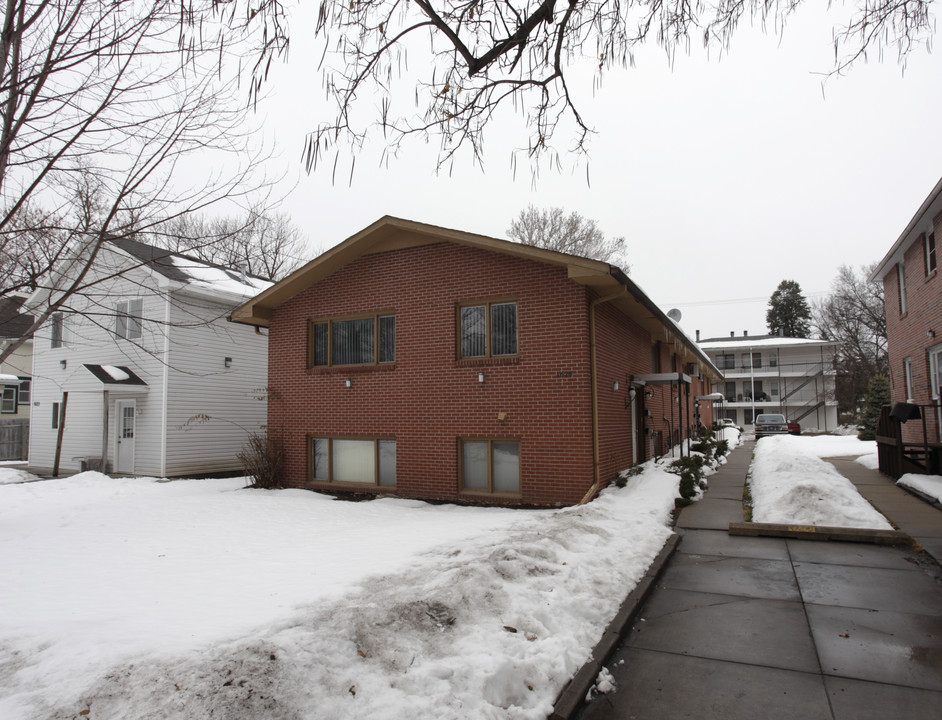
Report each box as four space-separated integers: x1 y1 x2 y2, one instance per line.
115 399 136 474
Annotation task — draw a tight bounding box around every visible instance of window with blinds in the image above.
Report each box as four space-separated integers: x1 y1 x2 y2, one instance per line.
309 313 396 367
458 301 517 359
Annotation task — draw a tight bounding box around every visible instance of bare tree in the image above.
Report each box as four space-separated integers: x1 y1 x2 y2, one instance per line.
0 0 271 365
232 0 936 169
813 263 888 418
507 205 628 268
154 204 308 282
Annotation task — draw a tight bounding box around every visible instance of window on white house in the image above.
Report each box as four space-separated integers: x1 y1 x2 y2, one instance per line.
771 380 779 397
17 378 29 405
740 352 761 369
310 437 396 485
904 358 914 401
724 381 736 401
460 439 520 494
50 312 63 348
927 232 937 275
717 353 735 370
116 298 143 340
769 353 778 368
1 386 17 413
898 262 908 314
458 301 517 359
309 314 396 367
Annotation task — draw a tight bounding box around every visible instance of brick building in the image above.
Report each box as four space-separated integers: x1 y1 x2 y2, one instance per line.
871 176 942 456
232 217 721 506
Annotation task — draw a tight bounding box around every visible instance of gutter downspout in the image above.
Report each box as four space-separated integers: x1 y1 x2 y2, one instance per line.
579 286 628 506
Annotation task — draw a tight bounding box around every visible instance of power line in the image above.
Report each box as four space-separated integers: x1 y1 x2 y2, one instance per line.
663 291 828 308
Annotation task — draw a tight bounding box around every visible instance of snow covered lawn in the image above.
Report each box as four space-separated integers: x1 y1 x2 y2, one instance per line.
0 464 684 719
749 435 890 529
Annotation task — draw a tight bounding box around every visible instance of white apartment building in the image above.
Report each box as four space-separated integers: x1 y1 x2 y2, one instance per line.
698 333 839 432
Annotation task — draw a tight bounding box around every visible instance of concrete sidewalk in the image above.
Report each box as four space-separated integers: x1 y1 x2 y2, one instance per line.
574 441 942 720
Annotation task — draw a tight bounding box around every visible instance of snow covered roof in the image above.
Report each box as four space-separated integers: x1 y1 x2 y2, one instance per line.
84 364 147 388
699 335 837 350
108 237 272 302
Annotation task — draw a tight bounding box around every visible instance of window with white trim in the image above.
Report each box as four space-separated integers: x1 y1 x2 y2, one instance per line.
929 344 942 400
460 438 520 494
50 312 63 348
116 298 143 340
717 353 735 370
309 313 395 367
458 301 517 359
904 357 914 402
898 262 908 314
310 437 396 485
1 386 17 413
926 232 937 275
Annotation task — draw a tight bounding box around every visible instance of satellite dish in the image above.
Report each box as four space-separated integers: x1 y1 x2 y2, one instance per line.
667 308 682 322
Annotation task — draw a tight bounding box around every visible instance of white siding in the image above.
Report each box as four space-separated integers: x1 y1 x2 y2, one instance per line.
163 292 268 475
28 244 268 477
28 252 168 475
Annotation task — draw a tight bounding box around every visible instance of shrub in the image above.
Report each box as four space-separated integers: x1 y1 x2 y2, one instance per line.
668 455 706 501
238 431 285 489
615 465 644 488
858 374 890 441
715 439 729 456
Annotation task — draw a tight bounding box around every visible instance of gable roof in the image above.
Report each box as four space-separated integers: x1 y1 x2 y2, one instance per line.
870 175 942 282
108 236 272 301
231 216 721 380
0 295 35 339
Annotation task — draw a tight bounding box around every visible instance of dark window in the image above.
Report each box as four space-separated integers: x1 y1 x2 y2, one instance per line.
17 378 29 405
52 402 60 429
51 312 63 348
458 301 517 359
309 314 396 367
310 437 396 485
717 353 735 370
927 232 937 275
460 438 520 494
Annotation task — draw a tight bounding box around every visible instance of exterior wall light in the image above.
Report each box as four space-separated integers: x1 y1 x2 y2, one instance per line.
345 378 352 388
224 357 232 368
928 329 936 339
612 381 619 391
60 359 67 369
478 372 485 383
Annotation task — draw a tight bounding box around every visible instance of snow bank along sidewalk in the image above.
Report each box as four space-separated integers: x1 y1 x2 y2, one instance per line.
0 461 686 719
748 435 891 530
897 473 942 506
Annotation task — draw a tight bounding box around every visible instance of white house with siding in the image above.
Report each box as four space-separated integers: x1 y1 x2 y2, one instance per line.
698 333 839 432
26 237 270 477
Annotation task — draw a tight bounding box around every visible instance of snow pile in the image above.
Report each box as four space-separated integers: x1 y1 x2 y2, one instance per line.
750 436 891 529
777 434 876 459
100 365 130 382
0 465 682 719
898 474 942 505
0 466 40 485
855 453 880 470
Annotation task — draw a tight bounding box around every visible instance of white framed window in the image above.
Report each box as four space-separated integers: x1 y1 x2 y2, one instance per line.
50 312 64 348
17 378 30 405
771 380 779 397
460 438 520 494
929 344 942 400
898 262 908 314
904 357 914 402
1 386 17 413
116 298 143 340
926 232 937 275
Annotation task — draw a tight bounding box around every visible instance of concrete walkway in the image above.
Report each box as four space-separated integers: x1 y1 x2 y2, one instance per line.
575 441 942 720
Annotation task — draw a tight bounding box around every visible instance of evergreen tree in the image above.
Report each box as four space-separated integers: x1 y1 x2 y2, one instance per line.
858 374 890 441
766 280 812 338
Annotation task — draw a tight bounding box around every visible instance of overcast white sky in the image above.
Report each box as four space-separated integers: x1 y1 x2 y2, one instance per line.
247 3 942 341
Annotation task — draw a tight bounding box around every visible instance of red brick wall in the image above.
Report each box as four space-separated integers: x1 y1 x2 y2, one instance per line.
883 219 942 444
267 241 599 506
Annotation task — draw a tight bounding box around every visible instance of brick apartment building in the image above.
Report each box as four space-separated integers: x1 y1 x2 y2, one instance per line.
232 217 721 506
871 175 942 469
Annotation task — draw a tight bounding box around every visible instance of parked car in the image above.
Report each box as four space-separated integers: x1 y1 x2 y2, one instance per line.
754 413 789 439
717 418 737 429
787 422 801 436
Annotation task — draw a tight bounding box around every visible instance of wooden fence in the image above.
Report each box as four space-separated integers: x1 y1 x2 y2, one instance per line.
0 418 28 461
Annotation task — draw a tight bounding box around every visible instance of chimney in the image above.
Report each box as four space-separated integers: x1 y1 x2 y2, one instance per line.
744 330 748 337
730 331 734 337
696 330 700 342
779 328 784 337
